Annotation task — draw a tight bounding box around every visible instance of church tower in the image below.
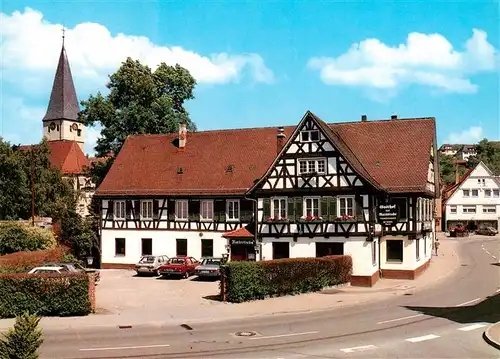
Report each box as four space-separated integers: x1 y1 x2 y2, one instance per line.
42 31 85 151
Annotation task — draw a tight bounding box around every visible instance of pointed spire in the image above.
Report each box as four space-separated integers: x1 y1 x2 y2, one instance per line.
42 29 81 122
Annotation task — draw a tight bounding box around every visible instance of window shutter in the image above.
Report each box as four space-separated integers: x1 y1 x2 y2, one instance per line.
355 195 363 218
214 200 225 222
287 198 295 221
126 201 132 220
188 200 199 221
107 200 114 219
153 200 159 220
262 198 271 218
134 200 140 218
294 197 303 220
321 197 329 218
240 200 254 222
168 200 175 221
329 196 337 220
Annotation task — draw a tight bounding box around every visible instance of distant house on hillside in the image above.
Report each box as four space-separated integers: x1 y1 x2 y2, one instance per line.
438 144 477 160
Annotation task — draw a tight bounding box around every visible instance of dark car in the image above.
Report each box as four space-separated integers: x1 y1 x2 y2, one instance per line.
158 256 200 278
44 262 100 283
476 227 498 236
194 257 225 279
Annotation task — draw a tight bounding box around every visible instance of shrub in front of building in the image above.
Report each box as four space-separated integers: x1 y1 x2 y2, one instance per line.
222 255 352 303
0 221 57 256
0 247 69 274
0 273 92 318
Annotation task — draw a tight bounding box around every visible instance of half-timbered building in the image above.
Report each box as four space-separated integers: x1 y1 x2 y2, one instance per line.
96 111 439 286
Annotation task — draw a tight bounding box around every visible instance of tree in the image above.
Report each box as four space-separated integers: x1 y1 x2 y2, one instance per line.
80 59 198 159
467 139 500 175
0 312 43 359
438 153 471 187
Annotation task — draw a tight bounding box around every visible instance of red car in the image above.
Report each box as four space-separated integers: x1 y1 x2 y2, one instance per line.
158 256 200 278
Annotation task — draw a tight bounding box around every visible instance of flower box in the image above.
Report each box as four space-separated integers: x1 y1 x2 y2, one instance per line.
298 216 324 223
264 217 289 223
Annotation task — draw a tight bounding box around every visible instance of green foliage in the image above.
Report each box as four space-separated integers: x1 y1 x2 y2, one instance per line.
0 312 43 359
0 222 56 256
223 256 352 303
468 139 500 175
79 58 198 158
0 247 69 274
0 273 92 318
438 153 469 187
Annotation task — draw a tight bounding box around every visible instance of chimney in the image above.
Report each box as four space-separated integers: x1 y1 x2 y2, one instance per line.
277 127 286 154
361 115 367 122
391 114 398 120
178 122 187 151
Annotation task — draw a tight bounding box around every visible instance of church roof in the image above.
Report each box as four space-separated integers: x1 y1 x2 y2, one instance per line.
42 45 81 123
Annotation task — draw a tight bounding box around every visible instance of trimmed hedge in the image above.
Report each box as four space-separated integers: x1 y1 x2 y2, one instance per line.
0 221 57 255
223 255 352 303
0 247 69 274
0 273 92 318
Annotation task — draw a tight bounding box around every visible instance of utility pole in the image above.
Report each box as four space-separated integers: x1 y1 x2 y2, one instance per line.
31 149 36 226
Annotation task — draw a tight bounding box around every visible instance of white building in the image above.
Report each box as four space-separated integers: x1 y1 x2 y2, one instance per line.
444 162 500 230
96 111 439 286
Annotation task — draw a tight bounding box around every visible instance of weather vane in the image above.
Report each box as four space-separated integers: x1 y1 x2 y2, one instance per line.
62 27 65 46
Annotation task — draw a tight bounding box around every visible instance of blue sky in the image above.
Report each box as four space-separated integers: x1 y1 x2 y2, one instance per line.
1 1 498 155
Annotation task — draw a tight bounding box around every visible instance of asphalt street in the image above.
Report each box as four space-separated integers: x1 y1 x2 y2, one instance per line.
39 236 500 359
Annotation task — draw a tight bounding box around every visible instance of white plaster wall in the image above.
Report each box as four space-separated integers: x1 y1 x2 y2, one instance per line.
380 236 424 271
101 229 227 264
43 119 85 150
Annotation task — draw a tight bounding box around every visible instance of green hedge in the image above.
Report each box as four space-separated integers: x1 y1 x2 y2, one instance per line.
0 273 92 318
0 222 57 255
0 247 69 274
223 255 352 303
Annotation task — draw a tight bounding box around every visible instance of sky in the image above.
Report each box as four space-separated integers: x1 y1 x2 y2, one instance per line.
1 1 499 155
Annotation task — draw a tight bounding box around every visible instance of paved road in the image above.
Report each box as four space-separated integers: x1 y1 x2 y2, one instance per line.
40 236 500 359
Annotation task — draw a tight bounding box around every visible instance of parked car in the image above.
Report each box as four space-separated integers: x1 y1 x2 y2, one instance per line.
158 256 200 278
195 257 225 279
134 255 169 276
44 262 101 283
28 266 69 274
476 227 498 236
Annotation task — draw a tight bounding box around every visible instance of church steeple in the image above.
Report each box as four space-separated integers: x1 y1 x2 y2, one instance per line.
42 30 81 123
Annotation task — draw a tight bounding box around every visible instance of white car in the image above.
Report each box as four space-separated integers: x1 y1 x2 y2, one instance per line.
28 266 69 274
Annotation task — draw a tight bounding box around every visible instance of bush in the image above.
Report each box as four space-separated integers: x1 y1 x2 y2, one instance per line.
0 312 43 359
223 255 352 303
0 247 69 274
0 222 56 255
0 273 92 318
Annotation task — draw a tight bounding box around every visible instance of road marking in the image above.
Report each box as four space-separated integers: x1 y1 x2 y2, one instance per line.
456 297 481 307
458 323 487 332
340 345 377 353
495 288 500 293
79 344 171 351
248 331 319 341
406 334 440 343
485 250 491 255
377 314 424 324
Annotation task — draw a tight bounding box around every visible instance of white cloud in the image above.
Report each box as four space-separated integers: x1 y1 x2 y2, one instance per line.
84 126 101 157
0 96 45 144
0 7 275 94
308 29 498 95
445 126 483 144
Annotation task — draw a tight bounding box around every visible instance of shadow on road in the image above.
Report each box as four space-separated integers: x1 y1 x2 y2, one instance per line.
404 293 500 324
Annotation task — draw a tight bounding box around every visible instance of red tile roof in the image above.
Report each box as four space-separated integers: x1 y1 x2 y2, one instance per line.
222 226 254 238
96 112 437 197
19 141 90 175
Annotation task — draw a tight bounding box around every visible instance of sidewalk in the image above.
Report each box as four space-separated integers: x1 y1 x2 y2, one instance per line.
0 235 460 332
483 322 500 350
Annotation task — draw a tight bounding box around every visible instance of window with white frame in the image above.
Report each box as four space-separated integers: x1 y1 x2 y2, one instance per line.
493 189 499 198
200 200 214 221
300 130 320 142
418 198 422 221
303 197 320 217
462 205 476 214
462 189 470 198
471 189 479 197
271 197 287 219
450 205 457 214
338 196 355 217
485 189 492 197
175 200 188 220
114 200 126 220
227 200 240 221
482 205 496 214
298 158 326 174
140 200 153 220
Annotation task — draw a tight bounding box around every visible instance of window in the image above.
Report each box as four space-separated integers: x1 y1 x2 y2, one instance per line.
463 189 470 198
485 189 492 197
450 205 457 214
141 200 153 220
114 201 126 220
304 197 320 217
298 159 326 174
316 242 344 257
115 238 125 256
483 206 496 214
271 197 287 219
227 200 240 221
416 239 420 261
386 240 403 262
372 241 377 265
392 197 408 221
141 238 152 256
463 206 476 213
272 242 290 259
176 238 187 256
201 239 213 257
175 200 188 220
493 189 499 198
471 189 479 198
200 200 214 221
338 196 354 217
300 130 320 142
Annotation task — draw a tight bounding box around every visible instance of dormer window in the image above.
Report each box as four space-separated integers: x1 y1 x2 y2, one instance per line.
300 130 320 142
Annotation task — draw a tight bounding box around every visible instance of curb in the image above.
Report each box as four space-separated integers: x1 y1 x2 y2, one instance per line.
483 322 500 350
